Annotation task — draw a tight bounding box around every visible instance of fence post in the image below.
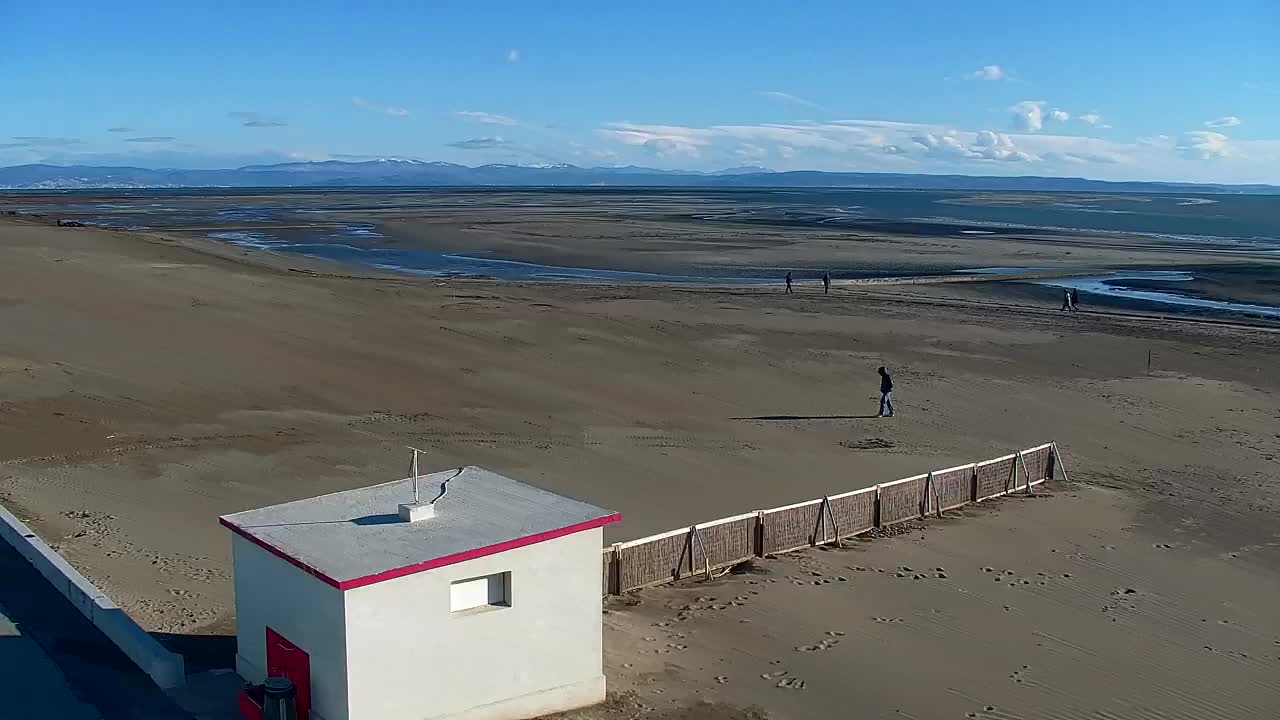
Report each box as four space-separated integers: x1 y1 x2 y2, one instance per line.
873 484 883 528
608 543 621 595
1005 452 1018 494
933 471 947 517
816 496 842 548
690 525 712 580
1017 450 1035 495
1050 441 1071 483
753 511 764 557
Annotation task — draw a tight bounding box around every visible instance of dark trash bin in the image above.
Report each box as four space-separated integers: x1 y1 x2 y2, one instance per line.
262 676 298 720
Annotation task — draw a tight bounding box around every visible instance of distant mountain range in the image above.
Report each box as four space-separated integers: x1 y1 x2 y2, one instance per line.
1 159 1276 194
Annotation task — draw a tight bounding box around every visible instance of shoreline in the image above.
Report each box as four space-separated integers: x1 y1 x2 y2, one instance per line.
8 208 1280 325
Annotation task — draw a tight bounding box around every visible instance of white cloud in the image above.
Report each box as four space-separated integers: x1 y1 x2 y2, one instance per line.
3 136 81 148
1014 102 1095 132
972 131 1035 161
731 143 769 161
598 123 711 158
1078 112 1106 128
912 131 974 158
446 136 509 150
1204 116 1241 128
506 48 520 63
20 147 319 170
1243 80 1279 94
645 138 702 159
456 111 517 126
756 91 825 111
600 120 1046 167
1178 131 1236 159
913 130 1035 162
967 65 1007 81
352 96 410 117
228 111 288 128
570 144 618 164
592 117 1258 180
1010 101 1047 132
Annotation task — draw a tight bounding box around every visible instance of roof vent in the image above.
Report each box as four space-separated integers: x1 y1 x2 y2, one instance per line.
398 501 435 523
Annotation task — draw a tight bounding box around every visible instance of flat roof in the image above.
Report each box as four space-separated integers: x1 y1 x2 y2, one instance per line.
219 467 619 590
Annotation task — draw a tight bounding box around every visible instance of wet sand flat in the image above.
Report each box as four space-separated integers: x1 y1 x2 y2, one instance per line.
8 189 1279 286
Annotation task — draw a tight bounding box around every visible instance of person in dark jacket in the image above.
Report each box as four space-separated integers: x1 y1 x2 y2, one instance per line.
785 271 793 294
1071 288 1080 310
822 272 831 294
877 366 895 418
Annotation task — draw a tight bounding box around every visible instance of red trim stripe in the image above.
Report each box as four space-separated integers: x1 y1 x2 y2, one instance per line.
220 512 622 591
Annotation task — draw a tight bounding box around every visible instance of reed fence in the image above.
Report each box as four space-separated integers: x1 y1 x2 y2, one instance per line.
602 442 1063 594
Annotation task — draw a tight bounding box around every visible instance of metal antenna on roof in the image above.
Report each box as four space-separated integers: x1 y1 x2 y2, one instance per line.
406 446 427 504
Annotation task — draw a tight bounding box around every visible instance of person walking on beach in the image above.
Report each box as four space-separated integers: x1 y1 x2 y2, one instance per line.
1071 288 1080 311
785 271 793 294
823 272 831 294
877 366 895 418
1061 289 1072 311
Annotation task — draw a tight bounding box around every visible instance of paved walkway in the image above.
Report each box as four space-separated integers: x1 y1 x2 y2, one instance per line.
0 541 189 720
0 596 103 719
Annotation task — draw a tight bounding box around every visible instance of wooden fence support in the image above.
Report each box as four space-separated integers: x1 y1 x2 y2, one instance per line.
753 511 765 557
609 543 620 595
690 525 712 580
921 472 937 517
1051 441 1071 483
873 485 883 528
815 496 842 548
1017 450 1035 495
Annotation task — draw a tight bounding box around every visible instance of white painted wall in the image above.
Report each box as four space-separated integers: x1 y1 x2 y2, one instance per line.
343 528 605 720
232 535 350 720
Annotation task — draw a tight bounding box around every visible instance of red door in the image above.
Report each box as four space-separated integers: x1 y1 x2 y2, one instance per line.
265 626 311 720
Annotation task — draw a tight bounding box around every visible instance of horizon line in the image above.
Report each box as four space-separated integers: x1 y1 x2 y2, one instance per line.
0 160 1275 190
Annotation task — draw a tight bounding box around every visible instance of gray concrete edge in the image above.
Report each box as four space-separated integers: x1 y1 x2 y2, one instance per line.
0 502 186 689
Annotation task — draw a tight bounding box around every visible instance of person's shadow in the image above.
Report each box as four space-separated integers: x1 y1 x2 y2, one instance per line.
732 415 881 421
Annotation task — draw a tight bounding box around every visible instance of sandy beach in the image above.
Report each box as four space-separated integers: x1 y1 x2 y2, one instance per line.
1 214 1278 718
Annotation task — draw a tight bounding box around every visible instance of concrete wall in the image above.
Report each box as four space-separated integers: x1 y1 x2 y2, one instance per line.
232 534 349 720
343 527 605 720
0 503 185 689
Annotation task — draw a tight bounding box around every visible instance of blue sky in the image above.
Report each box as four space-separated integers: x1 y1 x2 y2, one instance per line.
3 1 1278 183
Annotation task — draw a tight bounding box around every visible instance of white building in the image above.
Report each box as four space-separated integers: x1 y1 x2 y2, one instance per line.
220 466 620 720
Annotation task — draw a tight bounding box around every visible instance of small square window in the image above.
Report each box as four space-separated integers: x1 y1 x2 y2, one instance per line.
450 572 510 613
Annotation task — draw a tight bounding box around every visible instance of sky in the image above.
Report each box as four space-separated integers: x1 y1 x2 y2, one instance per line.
3 1 1279 184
